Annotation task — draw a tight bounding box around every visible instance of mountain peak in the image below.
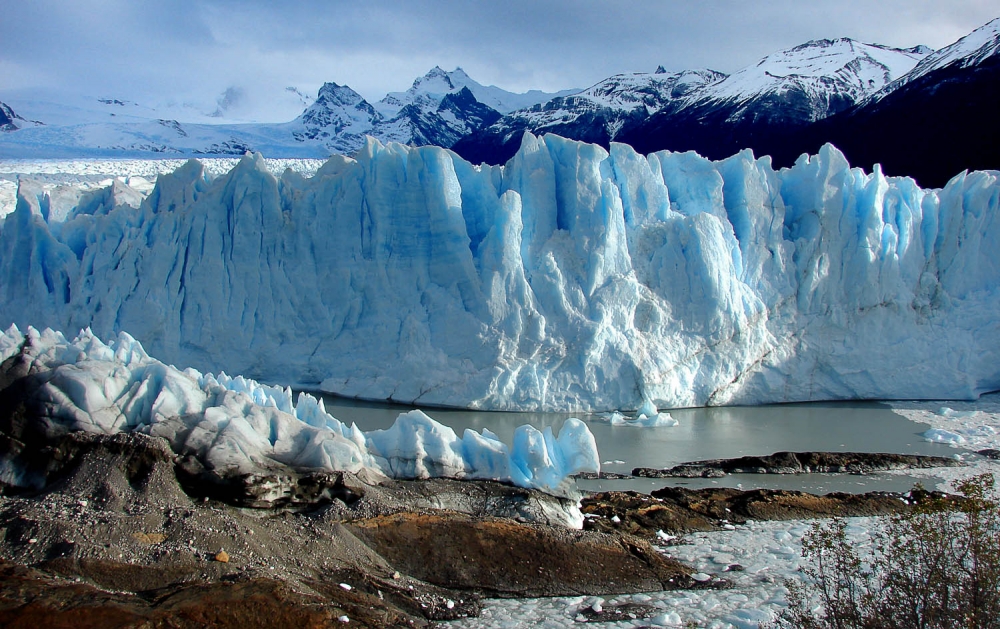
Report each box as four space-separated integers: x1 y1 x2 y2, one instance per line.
861 16 1000 108
317 81 356 98
408 67 457 97
795 37 854 49
294 82 380 152
0 101 21 131
707 35 928 108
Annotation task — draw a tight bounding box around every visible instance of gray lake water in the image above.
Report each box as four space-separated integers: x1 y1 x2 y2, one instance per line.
315 394 962 495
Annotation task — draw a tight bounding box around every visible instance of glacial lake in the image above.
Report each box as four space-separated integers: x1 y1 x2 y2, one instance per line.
315 394 963 495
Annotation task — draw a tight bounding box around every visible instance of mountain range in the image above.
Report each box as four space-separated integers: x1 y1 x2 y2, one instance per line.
453 38 930 163
2 17 998 187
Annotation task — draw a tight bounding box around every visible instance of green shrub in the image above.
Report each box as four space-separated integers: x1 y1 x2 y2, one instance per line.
769 473 1000 629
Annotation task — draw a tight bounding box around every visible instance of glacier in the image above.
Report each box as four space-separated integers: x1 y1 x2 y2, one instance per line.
0 324 598 497
1 134 999 411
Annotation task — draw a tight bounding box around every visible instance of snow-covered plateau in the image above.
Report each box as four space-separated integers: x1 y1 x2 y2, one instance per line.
0 324 598 509
2 135 1000 411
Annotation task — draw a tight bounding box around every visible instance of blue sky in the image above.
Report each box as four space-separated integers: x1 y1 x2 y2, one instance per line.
2 0 998 120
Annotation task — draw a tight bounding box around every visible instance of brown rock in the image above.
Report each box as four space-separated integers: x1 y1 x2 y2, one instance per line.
132 532 166 544
581 491 716 536
581 485 957 538
348 511 693 597
41 557 204 593
215 551 230 563
0 559 426 629
634 451 962 478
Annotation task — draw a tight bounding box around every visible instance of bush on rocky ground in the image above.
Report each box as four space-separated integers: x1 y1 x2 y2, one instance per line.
768 473 1000 629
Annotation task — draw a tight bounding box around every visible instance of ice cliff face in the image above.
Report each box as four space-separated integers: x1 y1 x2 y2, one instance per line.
2 135 1000 410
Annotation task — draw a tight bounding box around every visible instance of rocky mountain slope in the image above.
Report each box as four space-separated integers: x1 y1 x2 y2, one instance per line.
455 19 1000 187
0 101 37 133
451 68 725 164
763 17 1000 187
454 38 929 164
0 68 567 158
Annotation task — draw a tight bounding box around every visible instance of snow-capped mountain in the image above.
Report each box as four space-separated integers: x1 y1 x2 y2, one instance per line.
688 38 929 123
290 82 381 154
375 86 501 148
0 101 44 132
770 17 1000 187
452 68 724 164
287 70 511 154
368 66 566 148
455 37 929 164
0 102 21 132
377 66 577 117
870 17 1000 99
0 67 568 158
2 16 998 180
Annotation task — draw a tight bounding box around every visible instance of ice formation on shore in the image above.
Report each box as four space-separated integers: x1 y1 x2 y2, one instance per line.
2 135 1000 410
0 325 599 494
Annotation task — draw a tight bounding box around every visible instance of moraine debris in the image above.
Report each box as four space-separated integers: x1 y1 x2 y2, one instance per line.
632 451 963 478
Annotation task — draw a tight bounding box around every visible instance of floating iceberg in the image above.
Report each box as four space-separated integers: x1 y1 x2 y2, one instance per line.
600 411 678 428
936 407 980 419
922 428 967 445
2 135 1000 410
0 325 599 495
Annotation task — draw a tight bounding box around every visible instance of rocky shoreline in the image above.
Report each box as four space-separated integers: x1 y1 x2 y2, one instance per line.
0 431 698 627
632 451 963 478
0 429 968 627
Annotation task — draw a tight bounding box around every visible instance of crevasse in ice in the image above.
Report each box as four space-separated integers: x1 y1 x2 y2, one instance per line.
1 134 999 410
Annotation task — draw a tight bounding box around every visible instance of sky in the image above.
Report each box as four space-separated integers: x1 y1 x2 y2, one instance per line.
2 0 999 122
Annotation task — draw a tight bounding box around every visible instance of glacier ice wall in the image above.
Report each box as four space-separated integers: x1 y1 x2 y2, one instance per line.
1 134 999 410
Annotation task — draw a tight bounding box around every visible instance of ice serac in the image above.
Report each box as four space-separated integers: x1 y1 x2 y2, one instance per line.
0 325 598 497
1 137 1000 411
